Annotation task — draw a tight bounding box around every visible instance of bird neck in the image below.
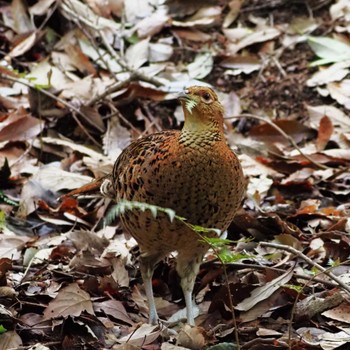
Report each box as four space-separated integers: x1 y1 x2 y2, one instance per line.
180 109 225 144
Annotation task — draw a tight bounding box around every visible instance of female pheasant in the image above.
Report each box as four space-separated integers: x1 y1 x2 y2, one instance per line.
108 86 245 325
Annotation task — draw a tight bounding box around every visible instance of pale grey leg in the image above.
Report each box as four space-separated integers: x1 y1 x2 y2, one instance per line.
139 253 165 324
176 253 204 326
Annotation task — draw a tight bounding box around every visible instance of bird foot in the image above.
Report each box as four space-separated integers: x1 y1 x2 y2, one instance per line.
149 318 179 337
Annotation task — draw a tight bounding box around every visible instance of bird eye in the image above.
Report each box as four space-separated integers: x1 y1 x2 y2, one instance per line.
202 92 211 102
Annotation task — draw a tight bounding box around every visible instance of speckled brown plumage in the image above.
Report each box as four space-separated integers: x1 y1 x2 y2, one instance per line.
108 86 245 325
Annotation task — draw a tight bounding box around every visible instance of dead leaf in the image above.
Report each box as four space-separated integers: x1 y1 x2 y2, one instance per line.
316 115 333 150
103 118 131 160
306 60 350 87
225 27 280 55
249 119 316 144
61 0 121 31
187 52 213 79
110 258 130 287
172 6 221 27
135 10 169 38
29 0 56 16
177 325 207 350
235 267 294 311
327 80 350 108
125 38 150 69
43 283 94 320
0 107 43 142
0 235 31 260
274 234 302 251
112 344 140 350
118 324 161 346
7 32 37 58
64 45 97 76
10 0 35 33
94 299 134 325
223 0 244 28
26 59 73 90
149 42 173 62
220 55 261 75
307 104 350 129
171 29 211 42
0 331 23 349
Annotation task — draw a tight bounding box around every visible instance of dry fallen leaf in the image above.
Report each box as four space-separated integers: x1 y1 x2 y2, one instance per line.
0 235 31 260
117 324 161 346
249 119 316 144
322 302 350 324
316 115 333 151
177 325 207 350
235 267 294 311
0 107 43 142
94 299 134 325
43 283 94 320
0 330 23 350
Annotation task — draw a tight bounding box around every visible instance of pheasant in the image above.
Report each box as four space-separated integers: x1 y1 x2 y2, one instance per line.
102 86 245 325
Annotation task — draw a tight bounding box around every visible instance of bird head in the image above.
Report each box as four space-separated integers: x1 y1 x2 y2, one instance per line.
178 86 225 136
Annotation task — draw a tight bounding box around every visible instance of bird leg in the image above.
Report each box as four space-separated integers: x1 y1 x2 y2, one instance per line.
139 253 164 325
176 253 204 326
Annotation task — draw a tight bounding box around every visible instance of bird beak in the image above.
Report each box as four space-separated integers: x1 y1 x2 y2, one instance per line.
177 90 190 102
177 90 197 113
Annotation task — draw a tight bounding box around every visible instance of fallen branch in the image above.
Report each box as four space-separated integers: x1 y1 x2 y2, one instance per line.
229 113 328 170
0 74 100 147
259 241 350 295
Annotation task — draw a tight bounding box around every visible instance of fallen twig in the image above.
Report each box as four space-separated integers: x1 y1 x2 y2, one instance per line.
0 74 100 147
229 113 328 170
259 241 350 295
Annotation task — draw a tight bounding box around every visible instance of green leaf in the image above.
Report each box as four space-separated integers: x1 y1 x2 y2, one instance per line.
0 324 7 334
205 237 235 247
126 33 140 45
218 249 254 263
0 211 5 229
284 284 303 293
106 200 220 236
308 36 350 66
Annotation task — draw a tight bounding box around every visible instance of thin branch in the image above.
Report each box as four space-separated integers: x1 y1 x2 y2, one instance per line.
259 241 350 295
228 113 328 170
1 74 100 146
106 105 142 136
98 30 164 87
200 236 241 350
87 74 136 107
205 261 338 287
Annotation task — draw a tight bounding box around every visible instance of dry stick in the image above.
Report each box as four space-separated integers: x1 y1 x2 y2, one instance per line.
259 241 350 295
69 11 135 107
228 113 328 170
142 102 163 132
286 262 347 350
211 248 241 350
60 1 164 105
107 106 142 136
87 74 137 107
75 19 117 77
98 30 164 88
0 74 100 147
199 236 241 350
218 262 338 287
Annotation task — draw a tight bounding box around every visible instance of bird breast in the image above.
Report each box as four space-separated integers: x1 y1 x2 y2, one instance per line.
115 132 244 232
